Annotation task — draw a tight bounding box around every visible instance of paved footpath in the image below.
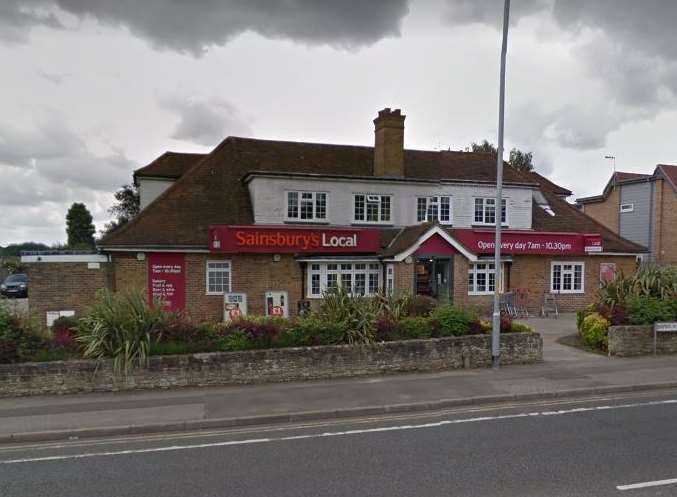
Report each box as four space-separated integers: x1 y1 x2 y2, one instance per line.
1 314 676 441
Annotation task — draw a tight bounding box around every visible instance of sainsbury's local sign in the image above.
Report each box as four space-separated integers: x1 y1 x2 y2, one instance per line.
209 225 381 253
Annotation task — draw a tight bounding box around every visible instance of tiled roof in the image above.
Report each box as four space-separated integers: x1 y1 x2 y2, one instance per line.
614 171 652 182
101 137 536 247
133 151 207 181
533 190 646 253
518 171 572 196
656 164 677 191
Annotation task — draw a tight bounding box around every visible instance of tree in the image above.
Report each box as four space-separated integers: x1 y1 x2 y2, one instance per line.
103 184 140 234
470 140 534 172
66 203 96 249
0 242 51 256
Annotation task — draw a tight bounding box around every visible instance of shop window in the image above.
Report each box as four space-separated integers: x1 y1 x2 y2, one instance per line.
286 191 328 222
307 262 382 298
353 194 391 223
206 261 231 295
468 262 495 295
551 262 584 294
417 196 452 224
474 198 507 225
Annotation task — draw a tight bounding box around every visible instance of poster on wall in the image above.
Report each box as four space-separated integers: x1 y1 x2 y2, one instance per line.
599 263 617 285
148 253 186 312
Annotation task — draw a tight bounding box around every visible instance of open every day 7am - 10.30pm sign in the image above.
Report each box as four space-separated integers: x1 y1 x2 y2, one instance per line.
148 253 186 312
209 225 381 253
453 230 603 256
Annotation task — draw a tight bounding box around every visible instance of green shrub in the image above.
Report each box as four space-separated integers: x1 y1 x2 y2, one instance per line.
396 317 434 340
373 292 412 321
76 289 171 374
318 287 377 344
576 303 597 332
431 305 477 337
218 330 253 351
599 266 677 308
280 318 348 347
510 322 533 333
579 312 609 350
407 295 438 317
626 296 677 325
0 302 42 363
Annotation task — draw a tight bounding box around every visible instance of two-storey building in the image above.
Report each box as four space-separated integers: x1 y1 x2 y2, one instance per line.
97 108 645 320
577 166 677 265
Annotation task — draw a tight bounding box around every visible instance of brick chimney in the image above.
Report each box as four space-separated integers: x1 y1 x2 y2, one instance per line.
373 108 405 177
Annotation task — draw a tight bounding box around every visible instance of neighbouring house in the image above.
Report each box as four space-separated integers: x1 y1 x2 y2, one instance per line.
24 108 646 326
577 165 677 265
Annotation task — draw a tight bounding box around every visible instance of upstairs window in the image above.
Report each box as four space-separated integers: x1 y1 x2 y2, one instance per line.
620 203 634 213
417 196 452 224
353 194 391 223
286 191 327 222
474 198 507 225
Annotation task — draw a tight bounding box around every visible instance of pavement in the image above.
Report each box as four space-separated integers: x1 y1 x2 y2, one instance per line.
2 390 677 496
1 313 676 443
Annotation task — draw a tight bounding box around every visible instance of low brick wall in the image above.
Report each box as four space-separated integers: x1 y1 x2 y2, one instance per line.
0 333 542 397
608 325 677 357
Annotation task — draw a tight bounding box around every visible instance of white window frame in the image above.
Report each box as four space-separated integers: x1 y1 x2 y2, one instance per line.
550 261 585 294
352 194 392 224
473 197 507 226
206 260 232 295
285 191 329 222
620 203 634 213
468 262 505 295
307 262 382 298
417 195 453 224
386 264 395 295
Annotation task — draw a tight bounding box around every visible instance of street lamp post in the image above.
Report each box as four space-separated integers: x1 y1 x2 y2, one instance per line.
491 0 511 369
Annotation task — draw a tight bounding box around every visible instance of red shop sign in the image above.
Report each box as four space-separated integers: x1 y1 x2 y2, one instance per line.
148 253 186 312
209 225 381 253
453 230 603 256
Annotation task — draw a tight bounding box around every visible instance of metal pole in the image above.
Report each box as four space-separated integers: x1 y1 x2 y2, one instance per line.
492 0 510 369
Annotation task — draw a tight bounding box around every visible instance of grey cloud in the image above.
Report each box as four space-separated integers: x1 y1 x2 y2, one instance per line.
7 0 409 55
161 97 253 146
0 1 62 43
445 0 677 151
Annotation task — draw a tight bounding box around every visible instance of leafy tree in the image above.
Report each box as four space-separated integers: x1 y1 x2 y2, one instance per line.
103 184 140 234
470 140 534 172
66 203 96 249
508 149 534 172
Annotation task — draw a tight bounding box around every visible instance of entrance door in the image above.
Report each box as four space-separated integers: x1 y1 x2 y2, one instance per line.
415 258 453 304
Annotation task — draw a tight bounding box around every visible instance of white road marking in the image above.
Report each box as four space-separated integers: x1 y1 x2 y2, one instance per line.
617 477 677 491
1 398 675 465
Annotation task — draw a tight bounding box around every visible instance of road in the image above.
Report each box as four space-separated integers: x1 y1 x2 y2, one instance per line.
1 390 677 497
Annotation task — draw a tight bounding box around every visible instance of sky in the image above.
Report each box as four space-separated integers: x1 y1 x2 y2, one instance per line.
1 0 677 245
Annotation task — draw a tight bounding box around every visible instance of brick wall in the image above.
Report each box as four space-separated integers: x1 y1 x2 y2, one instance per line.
510 255 637 313
581 186 620 234
26 262 113 327
112 252 304 322
0 332 542 397
608 325 677 357
654 179 677 264
393 260 415 295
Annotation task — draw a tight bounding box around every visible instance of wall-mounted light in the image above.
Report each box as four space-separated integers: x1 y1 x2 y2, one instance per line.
136 252 146 261
272 254 281 262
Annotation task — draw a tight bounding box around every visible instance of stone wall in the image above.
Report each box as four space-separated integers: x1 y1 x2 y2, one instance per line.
0 333 542 397
608 325 677 357
26 262 113 327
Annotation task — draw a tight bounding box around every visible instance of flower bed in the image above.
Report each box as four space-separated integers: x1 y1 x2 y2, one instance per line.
575 266 677 352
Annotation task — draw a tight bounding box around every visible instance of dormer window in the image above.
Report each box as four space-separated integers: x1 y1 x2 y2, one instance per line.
286 191 327 222
353 194 391 224
474 198 507 225
417 196 452 224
